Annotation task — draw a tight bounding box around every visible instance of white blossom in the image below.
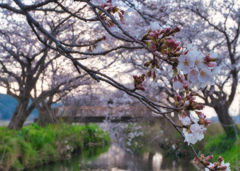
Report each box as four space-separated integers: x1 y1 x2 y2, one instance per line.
183 128 197 145
198 68 212 83
179 115 191 126
190 113 199 123
205 163 214 171
187 44 198 53
183 124 206 145
177 54 195 74
194 53 207 70
221 161 231 171
188 67 199 83
190 123 201 133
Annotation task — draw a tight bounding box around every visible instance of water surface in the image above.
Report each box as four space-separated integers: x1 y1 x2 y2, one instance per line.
29 143 198 171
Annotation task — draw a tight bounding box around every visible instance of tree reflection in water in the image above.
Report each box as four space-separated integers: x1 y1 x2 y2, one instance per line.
29 143 198 171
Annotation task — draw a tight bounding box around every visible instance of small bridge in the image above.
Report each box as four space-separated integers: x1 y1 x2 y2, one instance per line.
52 106 163 123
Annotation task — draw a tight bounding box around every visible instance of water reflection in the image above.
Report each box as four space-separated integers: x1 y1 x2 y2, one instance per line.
29 143 198 171
152 153 162 171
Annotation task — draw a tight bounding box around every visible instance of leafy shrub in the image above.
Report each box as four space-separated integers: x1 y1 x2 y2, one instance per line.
0 123 110 170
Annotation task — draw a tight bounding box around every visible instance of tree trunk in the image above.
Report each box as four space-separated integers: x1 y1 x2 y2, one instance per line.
37 103 55 127
214 105 240 136
8 101 31 130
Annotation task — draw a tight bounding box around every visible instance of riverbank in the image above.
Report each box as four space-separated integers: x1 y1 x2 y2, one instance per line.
0 123 110 171
197 124 240 171
123 122 240 170
0 121 33 127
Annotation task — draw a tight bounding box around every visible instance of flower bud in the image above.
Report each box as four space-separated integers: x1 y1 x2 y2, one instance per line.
176 27 181 32
146 70 152 77
153 71 156 80
206 155 213 161
196 104 204 110
171 27 181 34
207 62 217 68
203 161 210 166
204 119 211 127
217 156 224 163
183 84 188 90
218 166 227 170
144 61 151 67
102 35 106 40
176 46 181 51
174 94 181 102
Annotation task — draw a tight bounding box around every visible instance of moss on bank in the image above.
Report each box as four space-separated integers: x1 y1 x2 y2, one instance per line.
0 123 110 171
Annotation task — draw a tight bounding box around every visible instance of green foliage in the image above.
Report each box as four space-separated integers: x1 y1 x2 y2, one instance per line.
203 134 240 171
82 144 110 160
0 123 110 171
202 124 240 171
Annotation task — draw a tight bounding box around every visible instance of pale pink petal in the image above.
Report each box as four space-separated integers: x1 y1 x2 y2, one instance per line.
173 81 183 90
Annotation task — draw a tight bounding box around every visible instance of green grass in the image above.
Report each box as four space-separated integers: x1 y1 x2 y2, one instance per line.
198 124 240 171
0 123 110 171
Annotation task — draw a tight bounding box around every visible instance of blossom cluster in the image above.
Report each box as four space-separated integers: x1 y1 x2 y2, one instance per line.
174 44 221 90
194 155 230 171
95 4 229 169
133 74 145 91
99 0 131 27
142 21 182 58
144 59 160 80
175 92 211 145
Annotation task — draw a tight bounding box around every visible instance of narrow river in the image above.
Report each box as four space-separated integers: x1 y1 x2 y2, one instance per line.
28 143 198 171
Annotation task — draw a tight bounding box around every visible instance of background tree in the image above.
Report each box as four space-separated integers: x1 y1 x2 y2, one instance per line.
119 0 240 136
0 0 231 168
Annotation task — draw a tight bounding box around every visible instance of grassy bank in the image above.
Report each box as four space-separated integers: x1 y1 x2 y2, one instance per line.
196 124 240 171
0 123 110 171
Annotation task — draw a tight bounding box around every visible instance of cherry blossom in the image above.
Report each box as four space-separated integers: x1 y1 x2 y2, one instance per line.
194 53 207 70
188 67 199 83
183 124 206 145
177 54 195 74
221 161 231 171
179 115 191 126
198 68 212 83
205 163 214 171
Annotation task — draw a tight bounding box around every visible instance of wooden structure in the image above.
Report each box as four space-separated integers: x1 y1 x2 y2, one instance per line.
51 106 162 123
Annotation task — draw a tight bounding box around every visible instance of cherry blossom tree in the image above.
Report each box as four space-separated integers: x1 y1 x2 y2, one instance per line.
0 0 233 170
120 0 240 136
